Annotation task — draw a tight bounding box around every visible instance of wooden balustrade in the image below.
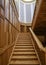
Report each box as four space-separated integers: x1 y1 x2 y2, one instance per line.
29 28 46 65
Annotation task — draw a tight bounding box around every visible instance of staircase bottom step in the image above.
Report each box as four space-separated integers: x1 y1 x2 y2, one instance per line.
9 60 40 65
11 55 38 60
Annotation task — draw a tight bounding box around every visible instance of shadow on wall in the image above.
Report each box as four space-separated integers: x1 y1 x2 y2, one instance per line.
37 35 46 47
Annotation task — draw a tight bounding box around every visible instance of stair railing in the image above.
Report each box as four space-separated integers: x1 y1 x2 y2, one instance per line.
29 28 46 65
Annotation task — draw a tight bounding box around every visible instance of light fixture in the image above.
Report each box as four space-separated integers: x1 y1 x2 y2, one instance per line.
22 0 35 3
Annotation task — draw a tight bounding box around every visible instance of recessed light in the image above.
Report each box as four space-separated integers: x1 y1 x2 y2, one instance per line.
22 0 35 3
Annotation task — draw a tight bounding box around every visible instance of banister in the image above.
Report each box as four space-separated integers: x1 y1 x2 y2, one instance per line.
0 43 14 55
0 5 4 10
0 14 20 32
29 28 46 53
5 17 20 32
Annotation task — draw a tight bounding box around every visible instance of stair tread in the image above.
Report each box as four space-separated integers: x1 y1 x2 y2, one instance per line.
11 55 38 59
16 43 33 45
17 41 32 44
17 41 31 42
15 46 34 49
9 60 39 65
17 41 32 43
16 45 33 46
17 40 31 41
13 52 36 55
15 46 33 47
18 39 31 40
16 44 33 46
14 49 35 51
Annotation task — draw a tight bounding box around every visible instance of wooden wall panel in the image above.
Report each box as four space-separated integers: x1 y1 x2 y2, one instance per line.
0 19 4 48
0 55 2 65
0 18 1 48
0 0 20 65
32 0 46 34
32 0 46 47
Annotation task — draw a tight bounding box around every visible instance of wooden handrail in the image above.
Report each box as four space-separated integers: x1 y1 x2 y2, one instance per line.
0 14 20 32
29 28 46 53
0 30 19 55
0 43 14 55
5 17 19 32
0 5 4 10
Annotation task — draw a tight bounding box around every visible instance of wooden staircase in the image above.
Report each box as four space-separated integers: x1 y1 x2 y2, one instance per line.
8 33 40 65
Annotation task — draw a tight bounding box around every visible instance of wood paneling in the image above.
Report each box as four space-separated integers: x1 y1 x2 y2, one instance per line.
0 0 20 65
32 0 46 47
32 0 46 35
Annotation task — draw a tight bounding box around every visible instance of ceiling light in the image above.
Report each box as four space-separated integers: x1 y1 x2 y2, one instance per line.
22 0 35 2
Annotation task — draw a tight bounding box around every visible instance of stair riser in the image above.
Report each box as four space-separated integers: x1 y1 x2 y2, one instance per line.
9 64 40 65
15 47 34 49
17 42 32 43
16 44 33 46
12 54 36 56
13 50 35 52
11 58 38 60
16 42 32 43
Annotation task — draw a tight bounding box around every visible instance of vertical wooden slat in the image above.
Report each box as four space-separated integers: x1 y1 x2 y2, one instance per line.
0 0 19 65
1 18 4 48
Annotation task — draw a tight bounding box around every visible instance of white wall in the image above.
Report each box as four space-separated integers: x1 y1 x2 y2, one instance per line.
14 0 36 23
19 0 36 23
14 0 20 13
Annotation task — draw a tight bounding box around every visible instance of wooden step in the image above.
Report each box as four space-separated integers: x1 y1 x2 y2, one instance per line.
16 44 33 46
16 42 32 44
18 36 30 38
11 55 38 60
9 60 39 65
15 46 33 47
18 38 31 40
14 49 35 52
17 39 31 41
12 52 36 55
17 40 31 42
15 46 34 49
